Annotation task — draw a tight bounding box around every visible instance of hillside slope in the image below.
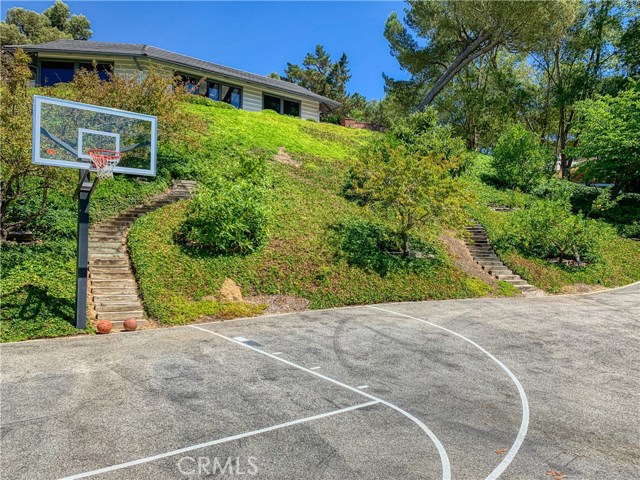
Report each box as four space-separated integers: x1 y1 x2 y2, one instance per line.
128 101 506 325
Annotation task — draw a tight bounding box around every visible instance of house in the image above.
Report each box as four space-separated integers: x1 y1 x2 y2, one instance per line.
3 40 340 121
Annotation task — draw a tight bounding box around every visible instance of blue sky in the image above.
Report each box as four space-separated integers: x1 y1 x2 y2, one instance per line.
1 1 409 99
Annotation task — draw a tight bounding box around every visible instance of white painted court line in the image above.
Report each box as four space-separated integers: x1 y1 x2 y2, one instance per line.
310 366 322 370
367 306 530 480
190 325 452 480
357 385 369 390
59 401 379 480
271 352 283 355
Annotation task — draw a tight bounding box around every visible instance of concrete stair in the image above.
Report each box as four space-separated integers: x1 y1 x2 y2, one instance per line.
464 223 543 297
88 180 196 329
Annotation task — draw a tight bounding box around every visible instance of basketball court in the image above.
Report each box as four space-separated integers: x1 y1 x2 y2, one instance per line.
2 284 638 479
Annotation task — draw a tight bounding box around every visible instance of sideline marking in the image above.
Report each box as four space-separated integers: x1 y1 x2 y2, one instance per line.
59 401 379 480
310 366 322 370
271 352 283 355
191 325 452 480
367 306 530 480
357 385 369 390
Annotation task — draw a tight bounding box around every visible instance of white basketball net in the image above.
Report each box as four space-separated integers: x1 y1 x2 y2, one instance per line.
88 149 121 180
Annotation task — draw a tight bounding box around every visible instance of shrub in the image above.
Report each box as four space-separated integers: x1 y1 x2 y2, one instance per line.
492 124 553 192
179 180 268 254
331 218 440 276
494 199 615 264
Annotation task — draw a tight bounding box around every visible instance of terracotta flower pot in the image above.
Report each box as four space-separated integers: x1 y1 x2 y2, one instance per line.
123 318 138 331
96 320 112 334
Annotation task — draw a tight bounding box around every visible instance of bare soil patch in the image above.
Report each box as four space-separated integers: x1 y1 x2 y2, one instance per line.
247 294 311 315
439 232 498 286
273 147 301 168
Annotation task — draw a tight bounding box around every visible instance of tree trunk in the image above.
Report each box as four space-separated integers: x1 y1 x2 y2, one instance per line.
401 231 410 257
418 35 498 109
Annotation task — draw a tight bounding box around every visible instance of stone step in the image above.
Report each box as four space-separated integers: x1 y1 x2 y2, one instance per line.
93 294 139 304
98 303 144 313
468 247 493 252
96 311 144 321
506 279 529 286
516 284 537 292
495 274 520 281
90 271 133 280
481 262 504 268
489 268 512 275
90 279 137 287
475 254 499 260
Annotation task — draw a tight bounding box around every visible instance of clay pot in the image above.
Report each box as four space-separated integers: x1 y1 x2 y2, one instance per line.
96 320 112 334
123 318 138 331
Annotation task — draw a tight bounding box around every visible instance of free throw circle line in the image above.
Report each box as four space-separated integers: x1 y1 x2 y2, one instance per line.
367 305 530 480
191 325 452 480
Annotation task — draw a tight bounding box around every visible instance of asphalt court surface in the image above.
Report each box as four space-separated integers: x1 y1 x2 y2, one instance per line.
1 284 638 479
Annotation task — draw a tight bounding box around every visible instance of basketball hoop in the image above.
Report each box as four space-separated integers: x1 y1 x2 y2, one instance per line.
88 149 121 180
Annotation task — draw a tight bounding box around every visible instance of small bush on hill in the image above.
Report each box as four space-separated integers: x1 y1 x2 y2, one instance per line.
493 199 615 265
179 180 268 254
491 124 553 192
331 218 440 276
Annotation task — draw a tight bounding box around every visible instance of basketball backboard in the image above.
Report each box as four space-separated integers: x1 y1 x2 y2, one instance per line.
32 95 157 177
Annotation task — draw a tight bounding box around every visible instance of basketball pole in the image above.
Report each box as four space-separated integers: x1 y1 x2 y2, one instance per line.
75 169 98 330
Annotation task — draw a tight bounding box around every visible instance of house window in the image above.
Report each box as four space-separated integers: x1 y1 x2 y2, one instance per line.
177 73 200 94
283 99 301 117
262 94 301 117
222 85 242 108
40 61 75 86
263 94 281 112
78 62 112 81
207 82 220 101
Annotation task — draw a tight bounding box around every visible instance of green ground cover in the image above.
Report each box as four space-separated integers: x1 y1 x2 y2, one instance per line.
467 155 640 293
127 102 503 325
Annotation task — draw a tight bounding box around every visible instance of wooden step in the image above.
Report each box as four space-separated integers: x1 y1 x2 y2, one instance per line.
90 279 137 287
98 303 144 313
90 266 131 274
96 311 144 321
93 294 139 303
91 287 138 295
90 271 133 280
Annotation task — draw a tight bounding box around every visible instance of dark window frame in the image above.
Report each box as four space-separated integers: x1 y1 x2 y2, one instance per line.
262 93 301 118
175 72 243 108
38 59 114 86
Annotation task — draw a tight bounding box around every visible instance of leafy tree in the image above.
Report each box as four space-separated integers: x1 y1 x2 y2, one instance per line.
384 0 579 109
284 45 351 101
618 18 639 77
492 124 553 192
0 1 92 45
572 81 640 194
0 50 64 240
345 111 469 256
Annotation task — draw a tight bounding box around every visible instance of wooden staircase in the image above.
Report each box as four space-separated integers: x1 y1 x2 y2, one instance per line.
88 180 197 329
465 224 543 297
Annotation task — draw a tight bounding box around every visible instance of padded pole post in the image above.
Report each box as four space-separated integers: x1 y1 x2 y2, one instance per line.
75 170 92 330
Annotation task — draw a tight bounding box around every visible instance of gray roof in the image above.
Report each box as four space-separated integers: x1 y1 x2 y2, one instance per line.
5 40 341 109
